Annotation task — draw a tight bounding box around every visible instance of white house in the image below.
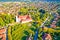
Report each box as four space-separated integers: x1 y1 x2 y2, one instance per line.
16 15 32 23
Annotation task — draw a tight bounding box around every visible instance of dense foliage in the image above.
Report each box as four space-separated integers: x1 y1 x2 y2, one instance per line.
0 14 15 27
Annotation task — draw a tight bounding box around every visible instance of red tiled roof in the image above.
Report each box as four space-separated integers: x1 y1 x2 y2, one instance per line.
18 15 32 23
46 34 52 40
0 28 6 40
19 15 31 19
0 28 6 34
50 24 56 28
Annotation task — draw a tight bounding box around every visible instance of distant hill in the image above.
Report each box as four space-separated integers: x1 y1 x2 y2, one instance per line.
0 0 60 2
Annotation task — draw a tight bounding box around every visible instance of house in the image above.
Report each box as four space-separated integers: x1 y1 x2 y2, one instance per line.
45 34 52 40
57 16 60 18
52 21 57 25
42 33 52 40
16 15 32 23
54 18 58 21
0 27 6 40
26 35 32 40
50 24 56 28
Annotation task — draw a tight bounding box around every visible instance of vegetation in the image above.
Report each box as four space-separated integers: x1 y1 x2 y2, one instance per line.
56 19 60 27
57 8 60 15
0 14 15 27
0 3 60 40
